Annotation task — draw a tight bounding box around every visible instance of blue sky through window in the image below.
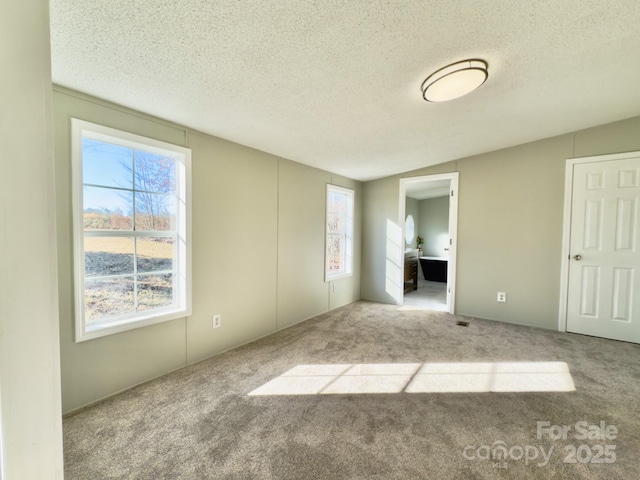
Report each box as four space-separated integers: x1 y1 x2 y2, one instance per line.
83 138 132 212
83 139 132 188
82 138 175 213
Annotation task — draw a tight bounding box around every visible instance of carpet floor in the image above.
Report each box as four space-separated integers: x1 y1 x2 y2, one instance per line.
63 301 640 479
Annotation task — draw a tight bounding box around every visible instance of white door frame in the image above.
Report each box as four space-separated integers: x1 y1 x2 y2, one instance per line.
558 150 640 332
399 172 459 314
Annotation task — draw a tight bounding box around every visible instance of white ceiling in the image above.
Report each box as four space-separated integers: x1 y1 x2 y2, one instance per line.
49 1 640 181
405 179 450 200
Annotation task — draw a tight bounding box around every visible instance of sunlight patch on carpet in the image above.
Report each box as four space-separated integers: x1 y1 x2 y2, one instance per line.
248 362 575 396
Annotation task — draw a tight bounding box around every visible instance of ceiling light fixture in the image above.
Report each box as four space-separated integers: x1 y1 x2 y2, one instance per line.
422 59 488 102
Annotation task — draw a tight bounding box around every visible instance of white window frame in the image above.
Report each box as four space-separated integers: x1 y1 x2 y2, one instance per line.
71 119 192 342
325 184 354 281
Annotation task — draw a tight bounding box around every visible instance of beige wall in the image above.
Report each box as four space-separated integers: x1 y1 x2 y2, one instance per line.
276 164 363 324
362 175 401 304
362 115 640 330
54 88 362 413
277 161 331 328
187 132 279 363
0 1 64 478
419 196 449 257
454 134 571 328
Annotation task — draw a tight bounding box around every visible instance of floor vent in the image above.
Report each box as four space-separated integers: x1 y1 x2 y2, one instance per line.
456 321 470 327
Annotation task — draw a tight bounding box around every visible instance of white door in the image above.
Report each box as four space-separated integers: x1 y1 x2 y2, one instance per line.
566 155 640 343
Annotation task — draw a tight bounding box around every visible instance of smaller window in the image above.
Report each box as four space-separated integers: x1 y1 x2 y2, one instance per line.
326 185 354 280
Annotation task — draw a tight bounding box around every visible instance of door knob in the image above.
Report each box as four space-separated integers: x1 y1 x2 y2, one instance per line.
573 254 582 261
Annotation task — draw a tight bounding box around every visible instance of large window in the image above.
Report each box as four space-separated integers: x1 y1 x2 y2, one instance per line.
72 119 191 341
326 184 354 280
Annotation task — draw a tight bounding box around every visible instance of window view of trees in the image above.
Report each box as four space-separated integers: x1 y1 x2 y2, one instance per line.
326 186 354 278
81 138 178 323
327 203 346 274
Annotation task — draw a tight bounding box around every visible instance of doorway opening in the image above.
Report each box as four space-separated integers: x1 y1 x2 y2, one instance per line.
399 173 458 313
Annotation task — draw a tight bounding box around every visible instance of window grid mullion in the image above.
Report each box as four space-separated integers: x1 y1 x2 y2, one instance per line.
85 269 176 282
84 230 177 238
133 236 139 311
132 147 136 232
83 183 175 197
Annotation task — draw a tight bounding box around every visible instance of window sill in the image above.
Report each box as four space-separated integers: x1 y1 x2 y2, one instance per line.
326 272 353 282
76 306 190 342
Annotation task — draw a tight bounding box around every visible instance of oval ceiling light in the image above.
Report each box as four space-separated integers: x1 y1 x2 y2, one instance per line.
422 59 488 102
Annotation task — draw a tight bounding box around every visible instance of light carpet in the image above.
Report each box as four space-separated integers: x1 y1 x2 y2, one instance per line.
63 301 640 479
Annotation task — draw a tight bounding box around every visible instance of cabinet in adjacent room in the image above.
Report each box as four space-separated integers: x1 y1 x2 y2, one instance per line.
404 251 418 293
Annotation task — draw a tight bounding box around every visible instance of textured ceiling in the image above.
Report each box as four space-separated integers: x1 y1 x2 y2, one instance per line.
49 1 640 181
406 179 450 200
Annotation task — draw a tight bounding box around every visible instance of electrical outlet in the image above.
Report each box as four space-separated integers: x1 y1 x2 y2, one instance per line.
497 292 507 303
332 283 337 293
212 314 221 329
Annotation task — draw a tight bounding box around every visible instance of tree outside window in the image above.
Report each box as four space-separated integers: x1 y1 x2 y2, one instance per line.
326 185 354 280
72 119 191 341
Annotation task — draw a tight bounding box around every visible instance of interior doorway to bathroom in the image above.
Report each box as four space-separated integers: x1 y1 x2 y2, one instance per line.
399 173 458 313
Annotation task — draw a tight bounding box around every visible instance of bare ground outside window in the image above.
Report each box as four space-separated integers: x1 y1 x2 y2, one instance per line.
84 236 174 321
